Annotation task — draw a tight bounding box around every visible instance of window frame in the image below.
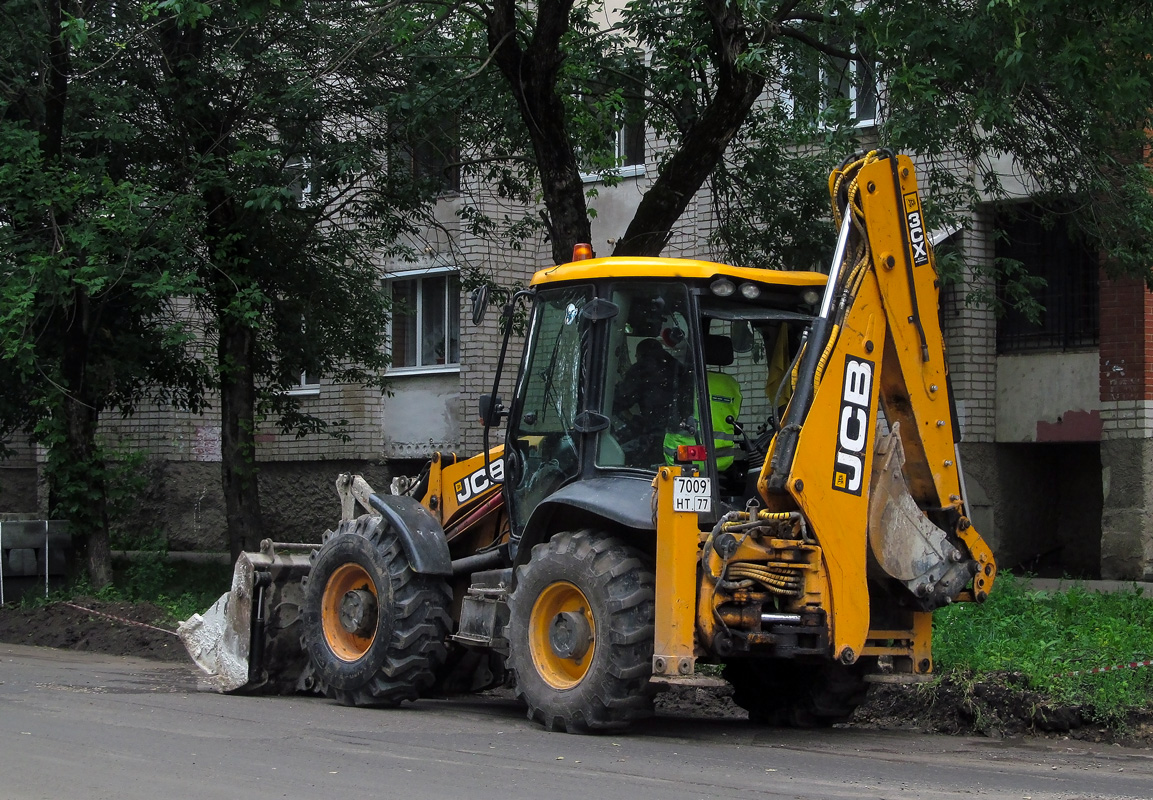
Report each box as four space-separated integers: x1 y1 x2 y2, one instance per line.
779 30 880 129
385 265 462 376
821 43 878 128
285 154 314 204
285 370 321 397
395 115 462 198
993 205 1100 355
578 94 646 184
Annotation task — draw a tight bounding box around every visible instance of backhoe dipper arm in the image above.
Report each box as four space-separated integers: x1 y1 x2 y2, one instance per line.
851 153 995 598
759 151 995 666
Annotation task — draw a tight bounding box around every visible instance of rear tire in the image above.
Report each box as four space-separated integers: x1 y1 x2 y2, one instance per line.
301 515 452 707
507 529 655 733
724 659 869 727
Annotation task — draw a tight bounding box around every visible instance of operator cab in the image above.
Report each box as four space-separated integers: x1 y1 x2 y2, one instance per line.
498 254 824 537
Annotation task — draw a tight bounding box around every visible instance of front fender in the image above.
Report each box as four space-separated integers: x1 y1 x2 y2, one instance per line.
516 474 655 564
367 494 453 576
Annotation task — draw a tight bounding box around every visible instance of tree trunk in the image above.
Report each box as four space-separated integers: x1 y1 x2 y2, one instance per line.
614 0 766 257
219 316 263 562
156 19 264 561
40 0 112 587
487 0 591 264
58 288 113 589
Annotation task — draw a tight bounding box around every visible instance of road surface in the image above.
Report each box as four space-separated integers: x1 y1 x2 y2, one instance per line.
1 643 1150 800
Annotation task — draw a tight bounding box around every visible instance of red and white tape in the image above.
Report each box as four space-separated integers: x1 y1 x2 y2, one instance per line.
63 602 179 637
1060 658 1153 678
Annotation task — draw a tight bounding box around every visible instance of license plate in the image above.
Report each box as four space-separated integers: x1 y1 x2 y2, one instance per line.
672 476 711 513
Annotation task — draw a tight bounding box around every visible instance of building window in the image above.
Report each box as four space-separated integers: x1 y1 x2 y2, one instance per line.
995 205 1099 354
782 33 878 127
396 116 461 196
579 95 645 182
285 154 313 204
388 271 461 371
822 44 877 126
286 370 320 396
411 136 461 195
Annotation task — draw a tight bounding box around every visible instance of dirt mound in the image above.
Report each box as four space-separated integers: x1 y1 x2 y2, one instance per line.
654 671 1152 746
0 599 188 663
855 673 1153 747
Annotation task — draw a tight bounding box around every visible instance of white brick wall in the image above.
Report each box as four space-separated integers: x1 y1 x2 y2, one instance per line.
1101 400 1153 440
940 208 997 443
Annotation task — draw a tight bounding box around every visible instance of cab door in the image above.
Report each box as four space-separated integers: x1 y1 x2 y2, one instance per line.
505 285 595 537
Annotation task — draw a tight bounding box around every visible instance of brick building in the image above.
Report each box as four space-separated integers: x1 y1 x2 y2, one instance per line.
2 132 1150 582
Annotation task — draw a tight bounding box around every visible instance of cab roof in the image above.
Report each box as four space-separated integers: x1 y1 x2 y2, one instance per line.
530 256 828 289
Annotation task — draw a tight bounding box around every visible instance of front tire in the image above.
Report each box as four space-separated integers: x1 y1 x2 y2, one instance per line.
301 515 452 707
507 530 655 733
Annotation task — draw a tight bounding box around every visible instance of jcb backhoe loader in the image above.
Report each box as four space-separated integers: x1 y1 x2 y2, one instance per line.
179 151 996 732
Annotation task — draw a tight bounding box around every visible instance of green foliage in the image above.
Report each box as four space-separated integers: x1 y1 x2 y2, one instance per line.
872 0 1153 284
119 559 232 622
1 0 449 564
0 0 214 581
22 557 231 624
935 573 1153 725
425 0 1153 289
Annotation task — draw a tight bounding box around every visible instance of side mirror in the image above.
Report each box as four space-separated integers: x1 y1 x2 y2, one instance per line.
478 394 507 427
471 285 489 326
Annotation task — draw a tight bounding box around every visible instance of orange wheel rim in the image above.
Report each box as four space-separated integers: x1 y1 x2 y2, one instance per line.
528 581 595 690
321 562 377 662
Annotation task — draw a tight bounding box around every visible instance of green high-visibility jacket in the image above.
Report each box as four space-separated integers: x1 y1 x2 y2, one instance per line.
664 371 743 471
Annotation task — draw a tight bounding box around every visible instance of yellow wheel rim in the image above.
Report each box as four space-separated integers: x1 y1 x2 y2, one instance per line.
528 581 595 690
321 562 377 662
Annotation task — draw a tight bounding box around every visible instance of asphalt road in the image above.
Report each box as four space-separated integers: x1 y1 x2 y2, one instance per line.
1 643 1151 800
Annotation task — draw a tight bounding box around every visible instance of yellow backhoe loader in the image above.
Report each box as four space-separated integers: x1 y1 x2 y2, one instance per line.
179 151 996 732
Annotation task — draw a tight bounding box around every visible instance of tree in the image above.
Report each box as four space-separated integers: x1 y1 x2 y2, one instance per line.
1 0 440 570
142 0 440 558
415 0 1153 286
870 0 1153 284
0 0 210 587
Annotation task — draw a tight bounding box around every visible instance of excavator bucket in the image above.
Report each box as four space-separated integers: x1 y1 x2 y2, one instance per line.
867 423 978 609
178 540 314 693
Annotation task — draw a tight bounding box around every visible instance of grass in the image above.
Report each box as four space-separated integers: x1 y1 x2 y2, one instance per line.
19 556 232 625
112 556 233 622
933 572 1153 725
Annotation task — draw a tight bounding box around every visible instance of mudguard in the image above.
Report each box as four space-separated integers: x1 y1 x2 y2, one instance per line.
517 475 655 560
367 493 453 576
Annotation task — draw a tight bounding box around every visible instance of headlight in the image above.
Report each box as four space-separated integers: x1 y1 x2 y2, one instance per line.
710 278 736 297
739 282 762 300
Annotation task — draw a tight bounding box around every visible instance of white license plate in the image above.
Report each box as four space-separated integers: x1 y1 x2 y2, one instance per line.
672 476 711 513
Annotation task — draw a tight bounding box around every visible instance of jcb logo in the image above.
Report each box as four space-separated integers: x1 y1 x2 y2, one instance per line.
904 191 930 267
454 458 504 505
832 356 874 496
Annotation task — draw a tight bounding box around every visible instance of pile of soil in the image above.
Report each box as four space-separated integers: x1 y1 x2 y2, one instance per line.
2 600 1150 746
0 598 187 663
855 673 1153 747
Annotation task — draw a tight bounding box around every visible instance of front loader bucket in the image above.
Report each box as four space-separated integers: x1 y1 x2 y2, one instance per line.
178 540 314 693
